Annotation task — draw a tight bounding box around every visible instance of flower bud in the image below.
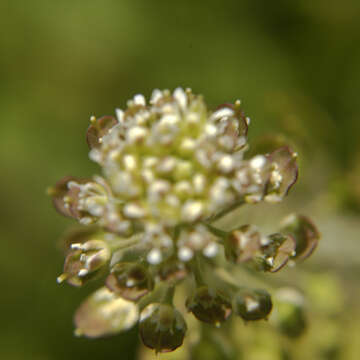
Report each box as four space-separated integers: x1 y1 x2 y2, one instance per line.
49 176 88 218
274 288 307 338
264 146 298 203
186 286 232 326
106 263 154 301
225 225 261 263
157 260 188 284
87 115 118 149
259 233 296 272
233 288 272 321
74 287 139 338
58 239 110 286
139 303 187 353
280 214 320 261
49 176 106 224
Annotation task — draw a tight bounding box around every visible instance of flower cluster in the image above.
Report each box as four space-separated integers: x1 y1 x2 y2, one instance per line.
49 88 319 353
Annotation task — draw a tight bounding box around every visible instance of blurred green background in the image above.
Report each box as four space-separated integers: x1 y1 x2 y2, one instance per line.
1 0 360 359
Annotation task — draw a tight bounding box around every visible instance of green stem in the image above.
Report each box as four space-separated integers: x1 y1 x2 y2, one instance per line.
202 222 229 238
138 282 173 311
207 198 245 223
107 233 142 252
190 254 206 286
161 285 175 305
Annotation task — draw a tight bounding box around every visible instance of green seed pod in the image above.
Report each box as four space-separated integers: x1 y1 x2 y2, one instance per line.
274 288 307 338
106 263 154 302
280 214 320 261
139 303 187 353
233 288 272 321
186 286 232 326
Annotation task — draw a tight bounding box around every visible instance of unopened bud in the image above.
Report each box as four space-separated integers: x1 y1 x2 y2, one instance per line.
186 286 232 326
139 303 187 353
106 263 153 302
274 288 307 338
157 260 188 284
280 214 320 261
59 240 110 286
86 115 118 149
260 233 296 272
233 288 272 321
225 225 261 263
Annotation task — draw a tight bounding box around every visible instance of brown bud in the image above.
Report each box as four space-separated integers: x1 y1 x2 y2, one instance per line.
274 288 307 338
280 214 320 261
157 260 188 284
225 225 261 263
86 115 118 149
49 176 92 220
106 263 154 302
265 146 298 202
233 288 272 321
186 286 232 326
260 233 296 272
58 239 110 286
139 303 187 353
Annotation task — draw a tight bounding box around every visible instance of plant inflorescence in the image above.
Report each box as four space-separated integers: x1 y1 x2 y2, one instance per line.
49 88 319 353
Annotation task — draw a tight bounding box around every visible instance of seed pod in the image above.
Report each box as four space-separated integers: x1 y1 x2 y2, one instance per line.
260 233 296 272
225 225 261 263
186 286 232 326
233 288 272 321
213 103 249 142
49 176 98 222
274 288 307 338
106 263 154 302
86 115 118 149
49 176 85 218
280 214 320 261
58 239 110 286
139 303 187 353
157 260 188 284
265 146 298 203
74 287 139 338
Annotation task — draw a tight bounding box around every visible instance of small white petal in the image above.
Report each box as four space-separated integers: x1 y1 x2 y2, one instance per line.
203 242 219 258
150 89 162 104
178 247 194 262
218 155 234 173
182 201 204 222
173 87 187 109
127 126 148 143
211 107 234 121
147 248 162 265
133 94 146 106
123 203 145 219
123 155 137 171
115 109 124 123
250 155 266 170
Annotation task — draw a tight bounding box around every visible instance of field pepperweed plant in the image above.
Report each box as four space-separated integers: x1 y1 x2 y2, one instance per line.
49 88 320 353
